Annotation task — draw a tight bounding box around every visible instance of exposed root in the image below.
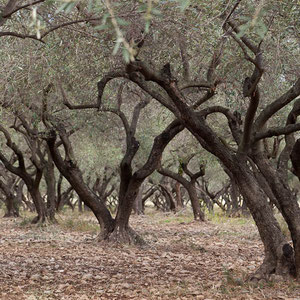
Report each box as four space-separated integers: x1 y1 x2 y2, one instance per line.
3 211 20 218
249 243 296 283
31 215 57 225
99 225 146 246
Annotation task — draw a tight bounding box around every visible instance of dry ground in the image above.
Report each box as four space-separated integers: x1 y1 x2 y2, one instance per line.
0 209 299 300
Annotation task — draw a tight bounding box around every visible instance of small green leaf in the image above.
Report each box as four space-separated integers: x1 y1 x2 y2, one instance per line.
55 2 77 14
177 0 190 11
112 40 121 55
88 0 94 12
145 21 150 33
94 24 111 30
116 17 130 26
236 23 250 38
122 48 130 63
151 8 162 17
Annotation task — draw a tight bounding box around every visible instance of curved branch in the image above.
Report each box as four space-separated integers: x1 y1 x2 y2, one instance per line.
179 81 213 91
61 71 128 110
135 120 184 180
0 124 26 171
193 90 215 109
0 31 43 42
277 100 300 177
40 18 102 40
158 167 189 187
255 78 300 131
2 0 45 18
254 123 300 141
198 105 235 120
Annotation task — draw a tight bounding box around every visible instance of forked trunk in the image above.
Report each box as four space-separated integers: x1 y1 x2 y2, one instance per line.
103 177 145 245
28 187 48 224
231 157 296 280
186 184 205 221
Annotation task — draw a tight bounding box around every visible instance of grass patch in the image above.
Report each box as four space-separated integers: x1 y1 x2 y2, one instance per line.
60 217 99 233
208 210 254 226
19 217 32 226
158 215 194 224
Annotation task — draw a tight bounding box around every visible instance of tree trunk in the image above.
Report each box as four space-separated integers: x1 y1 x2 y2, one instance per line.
229 180 240 217
253 151 300 278
231 155 295 279
28 187 48 224
3 195 19 217
0 179 20 217
160 183 176 211
44 149 57 221
78 197 83 212
186 183 205 221
174 181 183 208
107 177 145 244
133 183 144 215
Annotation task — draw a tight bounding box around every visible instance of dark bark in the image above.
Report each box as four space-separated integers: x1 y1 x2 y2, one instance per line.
159 182 176 212
0 167 20 217
44 147 57 221
133 183 144 215
46 131 115 238
158 166 205 221
174 181 183 208
46 117 183 243
120 55 299 278
253 148 300 278
0 178 19 217
291 139 300 180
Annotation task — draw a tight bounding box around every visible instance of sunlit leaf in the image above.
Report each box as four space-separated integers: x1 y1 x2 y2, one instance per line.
122 48 130 63
112 40 121 55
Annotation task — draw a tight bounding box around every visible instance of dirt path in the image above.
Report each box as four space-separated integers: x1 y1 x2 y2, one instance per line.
0 211 299 299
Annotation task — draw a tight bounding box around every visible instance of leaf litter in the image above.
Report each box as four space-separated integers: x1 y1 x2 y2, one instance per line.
0 211 299 300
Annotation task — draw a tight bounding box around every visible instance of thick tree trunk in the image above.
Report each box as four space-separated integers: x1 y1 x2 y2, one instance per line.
47 136 115 237
231 156 295 279
133 183 144 215
253 152 300 278
44 151 57 221
175 113 293 279
107 178 145 244
28 187 48 224
229 181 240 216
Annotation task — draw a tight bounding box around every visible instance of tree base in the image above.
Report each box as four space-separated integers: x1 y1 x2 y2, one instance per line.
249 243 296 282
31 215 58 225
99 225 146 246
3 211 20 218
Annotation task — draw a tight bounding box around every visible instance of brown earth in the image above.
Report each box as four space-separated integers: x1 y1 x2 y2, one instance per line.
0 209 299 300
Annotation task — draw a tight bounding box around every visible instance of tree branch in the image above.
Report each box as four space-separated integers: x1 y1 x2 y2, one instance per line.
254 123 300 141
255 78 300 131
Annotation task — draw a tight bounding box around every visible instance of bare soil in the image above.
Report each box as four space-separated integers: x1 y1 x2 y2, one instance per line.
0 210 299 299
